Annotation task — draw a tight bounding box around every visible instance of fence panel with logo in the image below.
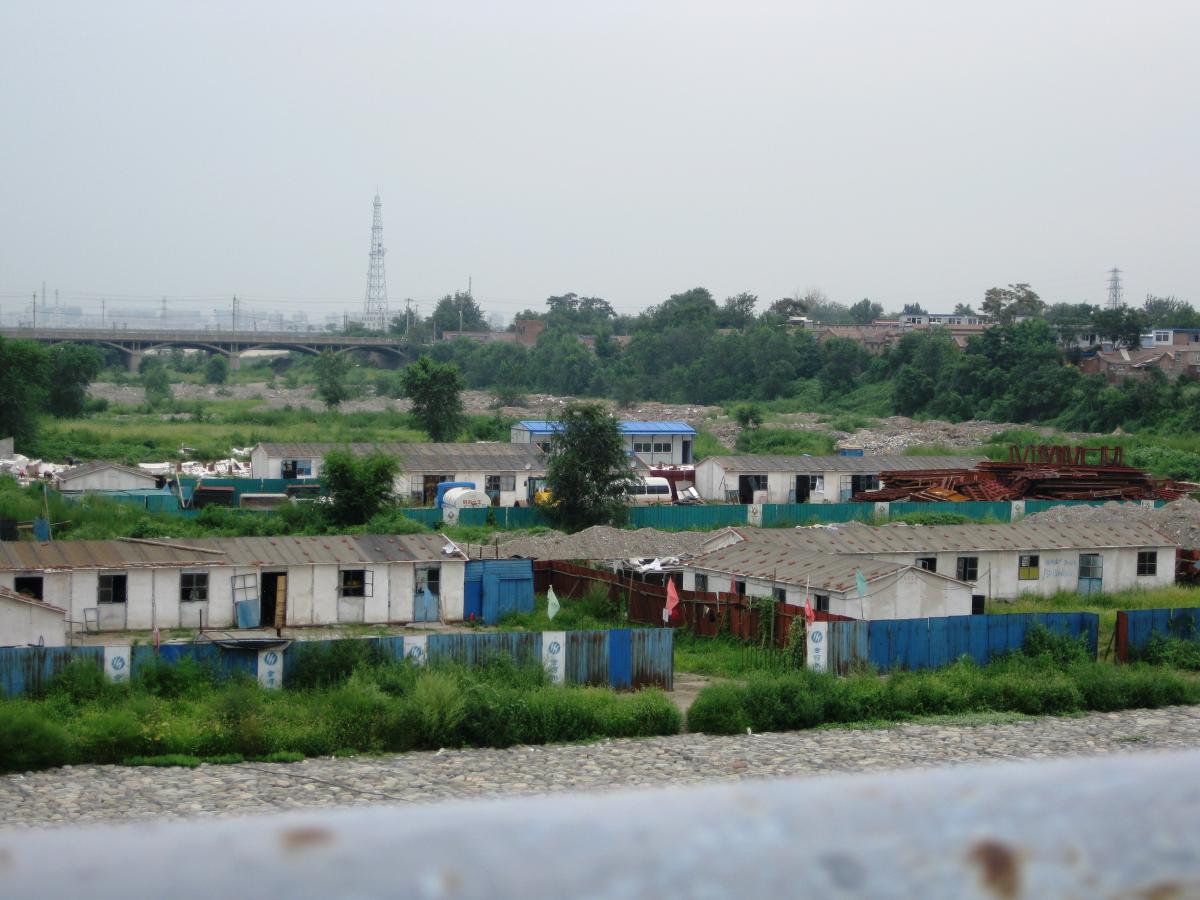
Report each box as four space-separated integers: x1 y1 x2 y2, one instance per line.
0 630 672 697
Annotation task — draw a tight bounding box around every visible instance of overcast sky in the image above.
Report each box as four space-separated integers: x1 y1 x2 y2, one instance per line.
2 1 1197 322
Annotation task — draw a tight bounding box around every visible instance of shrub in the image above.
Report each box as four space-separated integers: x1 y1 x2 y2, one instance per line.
519 687 605 744
323 676 395 753
687 682 749 734
599 688 682 738
411 671 466 748
47 657 108 703
742 674 825 732
1140 634 1200 670
123 754 202 768
257 751 303 763
287 640 385 691
133 657 216 699
73 707 148 763
1022 625 1091 667
0 704 72 772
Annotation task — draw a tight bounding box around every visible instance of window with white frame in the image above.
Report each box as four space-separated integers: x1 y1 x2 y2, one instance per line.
652 442 671 454
231 573 258 603
809 475 825 491
632 440 653 453
339 569 373 598
1018 554 1039 580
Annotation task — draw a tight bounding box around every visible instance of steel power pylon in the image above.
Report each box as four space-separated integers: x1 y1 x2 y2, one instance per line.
363 193 389 331
1107 267 1123 309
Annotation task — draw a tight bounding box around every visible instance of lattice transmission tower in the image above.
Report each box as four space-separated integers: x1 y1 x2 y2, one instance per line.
1107 267 1123 309
363 193 389 330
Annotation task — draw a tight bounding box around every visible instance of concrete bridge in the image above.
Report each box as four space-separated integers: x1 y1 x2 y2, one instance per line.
0 327 412 371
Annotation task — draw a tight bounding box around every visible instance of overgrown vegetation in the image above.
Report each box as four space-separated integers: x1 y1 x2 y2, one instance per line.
0 653 680 774
686 627 1199 734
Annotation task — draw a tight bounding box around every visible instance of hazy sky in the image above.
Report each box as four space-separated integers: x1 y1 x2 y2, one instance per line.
2 1 1197 322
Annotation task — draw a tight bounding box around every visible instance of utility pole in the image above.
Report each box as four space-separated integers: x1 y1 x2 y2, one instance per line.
232 296 239 331
161 296 167 324
101 298 106 326
31 292 37 329
1107 267 1124 309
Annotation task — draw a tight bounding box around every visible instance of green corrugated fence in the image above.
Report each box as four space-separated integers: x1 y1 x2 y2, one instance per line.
628 505 748 530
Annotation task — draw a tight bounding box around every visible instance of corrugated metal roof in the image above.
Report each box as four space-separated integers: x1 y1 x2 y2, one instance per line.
780 520 1177 554
699 455 987 473
255 442 546 472
687 543 934 593
516 420 697 436
0 534 464 572
58 461 159 483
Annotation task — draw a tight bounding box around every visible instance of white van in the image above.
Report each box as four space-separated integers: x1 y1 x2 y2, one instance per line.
627 476 674 505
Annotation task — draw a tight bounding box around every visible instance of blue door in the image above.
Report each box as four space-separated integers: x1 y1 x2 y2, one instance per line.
464 581 483 621
1077 554 1103 596
413 587 440 622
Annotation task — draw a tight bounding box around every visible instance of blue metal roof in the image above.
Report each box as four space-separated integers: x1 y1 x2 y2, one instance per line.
517 420 696 436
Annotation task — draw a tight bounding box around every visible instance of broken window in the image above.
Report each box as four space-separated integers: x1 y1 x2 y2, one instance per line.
955 557 979 581
916 556 937 573
1018 554 1039 581
485 475 516 493
14 575 43 601
416 566 441 596
693 573 708 593
231 573 258 603
339 569 373 598
180 572 209 602
772 586 787 603
814 595 830 612
98 573 127 604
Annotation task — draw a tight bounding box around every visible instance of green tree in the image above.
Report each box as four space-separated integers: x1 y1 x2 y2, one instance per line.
204 354 229 385
849 298 883 324
717 292 758 329
400 355 465 442
46 343 102 418
321 450 398 525
141 360 172 406
431 291 487 336
733 402 765 428
1093 306 1149 349
0 336 49 446
545 402 638 532
1142 294 1200 329
981 283 1044 324
313 350 352 409
953 303 975 317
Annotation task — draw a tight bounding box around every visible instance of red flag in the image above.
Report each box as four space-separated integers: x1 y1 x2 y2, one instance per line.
804 596 815 627
666 579 681 624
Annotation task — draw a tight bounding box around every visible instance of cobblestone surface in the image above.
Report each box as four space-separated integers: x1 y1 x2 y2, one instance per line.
3 706 1198 829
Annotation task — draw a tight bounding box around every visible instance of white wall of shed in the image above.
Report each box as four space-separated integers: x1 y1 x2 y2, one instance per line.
0 597 66 647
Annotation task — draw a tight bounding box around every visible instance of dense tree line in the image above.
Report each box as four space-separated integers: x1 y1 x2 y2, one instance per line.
0 337 102 446
422 286 1200 440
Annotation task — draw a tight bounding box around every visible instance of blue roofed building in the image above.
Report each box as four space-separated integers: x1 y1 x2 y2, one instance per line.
510 420 697 465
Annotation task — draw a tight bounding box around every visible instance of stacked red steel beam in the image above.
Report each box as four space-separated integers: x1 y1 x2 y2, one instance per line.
853 445 1183 502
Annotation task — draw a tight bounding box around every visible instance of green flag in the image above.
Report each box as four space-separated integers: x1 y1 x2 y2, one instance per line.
855 568 868 599
547 586 560 621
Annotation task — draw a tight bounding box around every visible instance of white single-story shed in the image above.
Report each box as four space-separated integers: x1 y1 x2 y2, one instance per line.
0 585 67 648
0 534 468 634
57 461 162 494
782 519 1177 600
693 455 987 504
680 529 974 620
249 442 547 506
511 420 697 466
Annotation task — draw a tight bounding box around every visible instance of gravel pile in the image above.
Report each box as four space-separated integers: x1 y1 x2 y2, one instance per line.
1023 498 1200 549
484 525 716 560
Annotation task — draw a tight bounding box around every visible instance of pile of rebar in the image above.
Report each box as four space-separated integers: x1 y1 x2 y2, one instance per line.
853 445 1184 502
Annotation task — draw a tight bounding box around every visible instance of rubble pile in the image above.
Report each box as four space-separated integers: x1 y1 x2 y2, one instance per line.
1023 498 1200 551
